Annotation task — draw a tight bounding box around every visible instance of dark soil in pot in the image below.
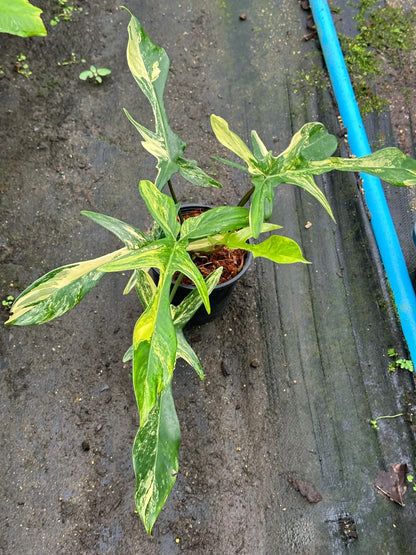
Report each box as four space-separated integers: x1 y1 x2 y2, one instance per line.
161 204 253 325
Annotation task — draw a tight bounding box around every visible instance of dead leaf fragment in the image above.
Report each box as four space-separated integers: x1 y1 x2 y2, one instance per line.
288 476 322 503
374 463 409 506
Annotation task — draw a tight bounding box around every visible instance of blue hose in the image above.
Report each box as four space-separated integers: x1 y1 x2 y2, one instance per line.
309 0 416 363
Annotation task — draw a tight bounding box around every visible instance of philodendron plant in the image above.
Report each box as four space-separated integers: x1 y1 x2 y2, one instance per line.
5 10 416 534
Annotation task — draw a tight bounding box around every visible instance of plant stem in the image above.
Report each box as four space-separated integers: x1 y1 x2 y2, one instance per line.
377 413 404 420
237 186 255 207
168 179 183 223
170 273 183 303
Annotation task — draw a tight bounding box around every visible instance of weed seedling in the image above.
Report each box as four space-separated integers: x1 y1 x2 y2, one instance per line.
15 54 32 78
50 0 82 27
58 52 86 67
388 348 414 373
370 413 405 429
79 65 111 84
407 474 416 492
2 296 14 310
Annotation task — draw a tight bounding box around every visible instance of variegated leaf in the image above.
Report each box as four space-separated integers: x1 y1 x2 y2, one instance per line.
5 248 127 326
132 381 180 535
81 210 149 249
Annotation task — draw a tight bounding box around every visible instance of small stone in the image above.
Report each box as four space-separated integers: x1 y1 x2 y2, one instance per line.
250 358 260 368
221 360 231 376
239 13 247 20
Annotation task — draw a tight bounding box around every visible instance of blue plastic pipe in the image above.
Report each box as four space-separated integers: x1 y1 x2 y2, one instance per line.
309 0 416 363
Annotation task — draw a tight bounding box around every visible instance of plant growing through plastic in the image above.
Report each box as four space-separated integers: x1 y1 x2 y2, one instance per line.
5 10 416 534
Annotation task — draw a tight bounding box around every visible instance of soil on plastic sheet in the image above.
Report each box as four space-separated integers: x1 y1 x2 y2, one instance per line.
0 3 271 554
1 1 416 554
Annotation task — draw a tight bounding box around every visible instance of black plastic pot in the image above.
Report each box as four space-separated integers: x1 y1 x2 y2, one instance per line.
156 204 253 326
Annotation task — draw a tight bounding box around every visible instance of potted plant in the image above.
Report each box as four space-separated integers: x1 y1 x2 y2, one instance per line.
5 9 416 534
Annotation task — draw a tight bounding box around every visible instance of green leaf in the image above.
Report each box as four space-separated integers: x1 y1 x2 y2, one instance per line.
308 147 416 187
116 241 209 424
277 172 335 221
132 381 180 535
123 270 138 295
172 266 223 328
124 268 222 371
176 330 204 379
123 13 220 191
99 240 173 273
177 157 222 188
219 228 309 264
79 70 92 80
6 248 127 326
212 156 249 173
139 180 180 239
81 210 149 249
249 177 274 238
251 130 269 158
123 344 133 363
124 11 185 190
100 239 210 313
97 68 111 76
134 269 157 307
180 206 250 240
172 267 223 378
132 273 176 425
279 122 338 164
0 0 47 37
211 115 255 167
123 108 174 168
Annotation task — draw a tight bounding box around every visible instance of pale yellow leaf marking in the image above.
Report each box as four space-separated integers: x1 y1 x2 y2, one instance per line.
151 61 160 82
8 248 127 322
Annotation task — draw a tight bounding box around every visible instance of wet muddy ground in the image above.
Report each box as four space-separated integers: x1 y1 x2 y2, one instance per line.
1 1 416 553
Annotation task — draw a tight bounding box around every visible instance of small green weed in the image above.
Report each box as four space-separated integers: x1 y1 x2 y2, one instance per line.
407 474 416 492
2 295 14 310
370 412 405 429
15 54 32 78
79 65 111 85
50 0 82 26
388 348 414 373
58 52 86 67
